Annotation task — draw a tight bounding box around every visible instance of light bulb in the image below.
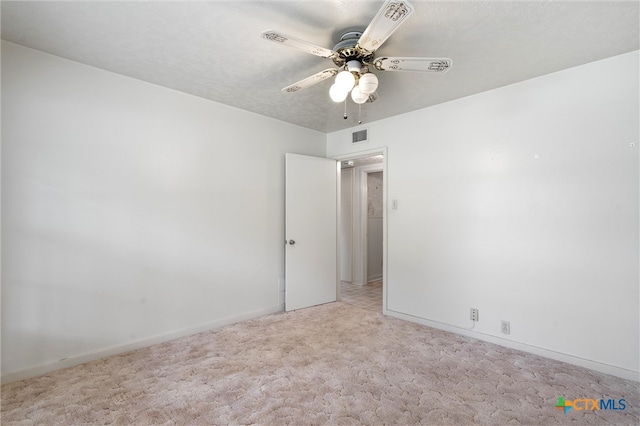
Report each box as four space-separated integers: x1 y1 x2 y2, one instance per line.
351 85 368 104
359 73 379 94
329 83 348 102
335 70 355 91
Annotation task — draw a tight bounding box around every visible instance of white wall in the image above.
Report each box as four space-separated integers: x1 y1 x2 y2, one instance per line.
328 51 639 380
1 42 326 380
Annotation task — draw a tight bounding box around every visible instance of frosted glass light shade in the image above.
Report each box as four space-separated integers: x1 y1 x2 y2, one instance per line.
335 70 355 91
351 85 368 104
329 83 348 102
359 73 379 94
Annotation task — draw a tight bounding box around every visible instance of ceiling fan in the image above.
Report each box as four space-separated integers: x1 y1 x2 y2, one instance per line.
261 0 452 120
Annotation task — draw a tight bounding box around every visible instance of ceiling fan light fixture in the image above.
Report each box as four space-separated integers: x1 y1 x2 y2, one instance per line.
351 85 369 104
263 0 453 123
359 73 379 94
329 83 349 102
335 70 356 91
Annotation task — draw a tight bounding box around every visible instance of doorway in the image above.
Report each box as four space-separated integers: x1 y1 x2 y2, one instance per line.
335 149 386 312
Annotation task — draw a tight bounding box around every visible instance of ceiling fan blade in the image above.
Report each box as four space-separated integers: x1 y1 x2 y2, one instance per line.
357 0 415 54
374 57 452 73
262 30 335 58
282 69 339 93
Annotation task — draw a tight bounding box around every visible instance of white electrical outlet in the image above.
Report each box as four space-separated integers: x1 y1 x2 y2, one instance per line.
501 320 510 335
470 308 479 322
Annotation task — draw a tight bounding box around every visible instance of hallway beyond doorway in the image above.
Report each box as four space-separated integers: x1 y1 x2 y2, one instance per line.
340 280 382 312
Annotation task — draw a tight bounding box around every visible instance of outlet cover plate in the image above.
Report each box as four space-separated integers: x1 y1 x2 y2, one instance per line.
470 308 479 322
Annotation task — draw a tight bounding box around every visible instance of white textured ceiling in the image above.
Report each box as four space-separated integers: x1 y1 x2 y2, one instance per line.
2 1 638 133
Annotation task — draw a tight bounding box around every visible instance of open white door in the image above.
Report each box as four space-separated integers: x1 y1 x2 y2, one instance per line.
285 153 337 311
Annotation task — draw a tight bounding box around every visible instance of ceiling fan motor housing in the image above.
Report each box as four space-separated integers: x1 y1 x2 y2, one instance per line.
332 31 375 67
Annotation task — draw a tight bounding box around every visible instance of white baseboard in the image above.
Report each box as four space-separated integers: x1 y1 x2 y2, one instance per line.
1 305 283 384
367 274 382 283
384 309 639 382
6 305 636 384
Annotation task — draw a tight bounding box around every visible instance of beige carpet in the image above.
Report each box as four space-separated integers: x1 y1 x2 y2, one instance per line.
2 302 639 425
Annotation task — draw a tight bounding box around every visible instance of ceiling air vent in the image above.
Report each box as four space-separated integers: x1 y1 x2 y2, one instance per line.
352 129 368 144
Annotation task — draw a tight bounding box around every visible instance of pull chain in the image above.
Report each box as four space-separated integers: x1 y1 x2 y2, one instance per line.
358 104 362 124
343 99 348 120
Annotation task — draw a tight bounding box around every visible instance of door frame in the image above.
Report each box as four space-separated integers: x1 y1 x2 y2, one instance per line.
358 164 383 284
333 147 388 314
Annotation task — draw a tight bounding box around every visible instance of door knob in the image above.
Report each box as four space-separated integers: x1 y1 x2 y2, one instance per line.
288 240 296 245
